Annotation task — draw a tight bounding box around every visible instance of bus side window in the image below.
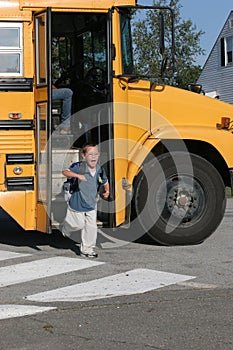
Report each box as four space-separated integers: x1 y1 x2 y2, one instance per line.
0 22 23 76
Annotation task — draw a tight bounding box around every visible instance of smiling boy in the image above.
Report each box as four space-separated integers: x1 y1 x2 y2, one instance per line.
62 143 109 257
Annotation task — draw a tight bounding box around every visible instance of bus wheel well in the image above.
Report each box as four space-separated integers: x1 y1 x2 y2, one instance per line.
147 139 231 188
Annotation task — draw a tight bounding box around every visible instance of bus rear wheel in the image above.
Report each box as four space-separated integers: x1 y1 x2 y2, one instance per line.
132 152 226 245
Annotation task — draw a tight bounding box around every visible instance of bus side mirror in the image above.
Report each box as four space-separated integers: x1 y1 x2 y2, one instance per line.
188 83 205 95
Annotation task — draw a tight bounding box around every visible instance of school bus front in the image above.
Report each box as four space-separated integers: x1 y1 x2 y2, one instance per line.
1 1 233 246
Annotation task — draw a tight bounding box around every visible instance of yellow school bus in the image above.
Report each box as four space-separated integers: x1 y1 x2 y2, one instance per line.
1 0 233 245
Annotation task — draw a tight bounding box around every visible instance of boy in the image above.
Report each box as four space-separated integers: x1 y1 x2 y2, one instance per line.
62 143 109 257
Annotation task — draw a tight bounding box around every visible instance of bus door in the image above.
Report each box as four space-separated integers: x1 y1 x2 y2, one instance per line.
34 9 52 233
34 9 114 232
50 10 114 228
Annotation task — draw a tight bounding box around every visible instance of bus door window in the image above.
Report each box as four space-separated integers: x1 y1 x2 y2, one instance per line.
35 14 47 85
51 13 108 144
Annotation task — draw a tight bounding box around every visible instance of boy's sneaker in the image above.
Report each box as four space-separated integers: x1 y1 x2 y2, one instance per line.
80 251 98 258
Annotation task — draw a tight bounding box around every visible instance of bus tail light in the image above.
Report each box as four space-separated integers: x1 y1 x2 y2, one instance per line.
8 112 22 119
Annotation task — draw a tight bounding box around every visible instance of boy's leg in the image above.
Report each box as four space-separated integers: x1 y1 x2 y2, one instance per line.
80 210 97 255
62 207 85 238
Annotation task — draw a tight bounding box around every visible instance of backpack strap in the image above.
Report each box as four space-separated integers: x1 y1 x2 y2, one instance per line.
70 161 86 192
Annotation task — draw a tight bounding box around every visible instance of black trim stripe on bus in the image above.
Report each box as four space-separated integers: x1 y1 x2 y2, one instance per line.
0 120 34 129
0 78 33 92
6 177 34 191
6 154 34 164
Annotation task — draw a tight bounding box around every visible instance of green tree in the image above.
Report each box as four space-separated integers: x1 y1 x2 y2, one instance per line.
132 0 204 89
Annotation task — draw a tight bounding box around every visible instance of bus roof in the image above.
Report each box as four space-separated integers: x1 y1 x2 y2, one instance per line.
0 0 137 21
19 0 137 9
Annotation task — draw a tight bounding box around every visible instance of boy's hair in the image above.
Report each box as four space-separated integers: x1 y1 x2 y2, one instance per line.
82 142 98 155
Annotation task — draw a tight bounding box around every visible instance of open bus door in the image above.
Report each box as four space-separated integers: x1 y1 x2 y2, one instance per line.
33 8 116 233
34 9 52 233
49 9 114 230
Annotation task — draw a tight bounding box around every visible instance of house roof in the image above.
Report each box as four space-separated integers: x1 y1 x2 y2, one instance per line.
200 10 233 71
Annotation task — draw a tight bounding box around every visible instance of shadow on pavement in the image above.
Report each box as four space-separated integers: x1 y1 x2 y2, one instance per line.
0 208 80 255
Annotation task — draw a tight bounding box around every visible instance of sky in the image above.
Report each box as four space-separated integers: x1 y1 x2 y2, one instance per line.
179 0 232 66
139 0 233 67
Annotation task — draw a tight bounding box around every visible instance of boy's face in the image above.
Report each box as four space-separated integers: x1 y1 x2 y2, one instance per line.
82 146 99 169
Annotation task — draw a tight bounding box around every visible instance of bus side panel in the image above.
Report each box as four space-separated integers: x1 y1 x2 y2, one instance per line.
0 88 36 230
36 202 49 233
0 191 35 230
0 92 34 119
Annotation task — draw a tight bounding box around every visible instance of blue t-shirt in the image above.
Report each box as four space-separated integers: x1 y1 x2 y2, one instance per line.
68 162 108 212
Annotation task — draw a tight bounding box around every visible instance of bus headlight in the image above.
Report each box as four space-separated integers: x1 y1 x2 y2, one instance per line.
13 166 23 175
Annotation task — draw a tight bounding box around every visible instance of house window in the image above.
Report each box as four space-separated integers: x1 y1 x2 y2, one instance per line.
229 18 233 29
226 37 233 63
221 36 233 66
0 22 23 76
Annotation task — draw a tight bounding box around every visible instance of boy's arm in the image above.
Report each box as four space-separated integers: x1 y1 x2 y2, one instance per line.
100 168 110 199
102 181 110 199
62 169 86 182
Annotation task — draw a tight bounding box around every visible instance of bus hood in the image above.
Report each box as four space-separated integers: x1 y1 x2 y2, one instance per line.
150 84 233 135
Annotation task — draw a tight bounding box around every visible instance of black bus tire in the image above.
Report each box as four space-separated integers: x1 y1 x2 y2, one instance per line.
132 152 226 245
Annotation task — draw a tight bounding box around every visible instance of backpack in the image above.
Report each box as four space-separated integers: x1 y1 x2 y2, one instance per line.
63 161 104 202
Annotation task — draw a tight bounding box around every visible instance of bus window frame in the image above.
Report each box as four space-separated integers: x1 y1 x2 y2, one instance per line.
0 22 23 77
34 8 52 233
36 101 48 203
35 12 47 86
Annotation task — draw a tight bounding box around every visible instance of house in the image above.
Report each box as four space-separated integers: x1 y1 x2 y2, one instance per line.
197 11 233 104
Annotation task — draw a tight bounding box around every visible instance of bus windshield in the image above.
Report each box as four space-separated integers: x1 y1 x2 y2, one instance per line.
120 7 174 83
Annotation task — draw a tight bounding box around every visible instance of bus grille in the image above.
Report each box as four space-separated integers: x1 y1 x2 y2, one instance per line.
6 153 34 164
6 177 34 191
0 131 34 153
0 120 33 129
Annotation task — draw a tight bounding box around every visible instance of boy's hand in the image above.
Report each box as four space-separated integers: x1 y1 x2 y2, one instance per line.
77 174 87 182
102 190 110 199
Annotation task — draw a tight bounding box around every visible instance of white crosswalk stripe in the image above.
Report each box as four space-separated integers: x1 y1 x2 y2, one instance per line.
0 249 195 320
0 305 56 320
26 268 195 302
0 250 31 261
0 256 104 287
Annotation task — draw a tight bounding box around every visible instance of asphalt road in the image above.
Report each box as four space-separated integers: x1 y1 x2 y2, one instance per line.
0 200 233 350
